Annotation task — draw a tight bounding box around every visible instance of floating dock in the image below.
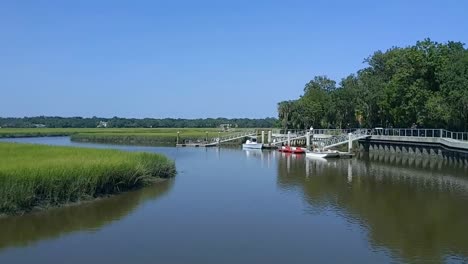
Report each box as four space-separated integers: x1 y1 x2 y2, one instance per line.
176 142 218 147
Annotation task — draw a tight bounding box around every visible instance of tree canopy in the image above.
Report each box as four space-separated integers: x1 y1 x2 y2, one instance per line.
0 116 277 128
278 39 468 131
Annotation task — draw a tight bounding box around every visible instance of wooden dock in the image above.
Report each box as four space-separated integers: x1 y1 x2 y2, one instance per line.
262 144 278 149
177 143 278 149
176 142 218 147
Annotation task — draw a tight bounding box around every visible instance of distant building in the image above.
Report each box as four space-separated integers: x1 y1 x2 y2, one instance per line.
33 124 46 128
97 121 108 128
219 124 232 132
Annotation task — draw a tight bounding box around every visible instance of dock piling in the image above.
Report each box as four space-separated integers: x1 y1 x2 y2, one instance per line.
348 133 353 152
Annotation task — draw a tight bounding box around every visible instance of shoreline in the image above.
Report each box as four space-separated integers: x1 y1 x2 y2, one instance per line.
0 142 176 215
0 178 170 218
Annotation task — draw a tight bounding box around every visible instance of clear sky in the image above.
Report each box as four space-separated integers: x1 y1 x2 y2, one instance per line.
1 0 467 118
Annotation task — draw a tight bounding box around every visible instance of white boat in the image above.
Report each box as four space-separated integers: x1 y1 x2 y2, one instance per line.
242 138 263 149
306 149 339 159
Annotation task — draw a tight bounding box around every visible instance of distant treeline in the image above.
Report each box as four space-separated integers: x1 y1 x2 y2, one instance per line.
0 116 278 128
278 39 468 131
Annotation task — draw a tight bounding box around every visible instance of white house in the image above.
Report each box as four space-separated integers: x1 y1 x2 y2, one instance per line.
97 121 108 128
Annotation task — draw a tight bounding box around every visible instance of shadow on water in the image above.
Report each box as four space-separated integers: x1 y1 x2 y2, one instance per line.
277 152 468 263
0 180 174 251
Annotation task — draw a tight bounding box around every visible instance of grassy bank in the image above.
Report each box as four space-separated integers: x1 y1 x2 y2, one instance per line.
0 181 173 249
71 130 226 145
0 127 261 146
0 142 176 214
0 128 81 138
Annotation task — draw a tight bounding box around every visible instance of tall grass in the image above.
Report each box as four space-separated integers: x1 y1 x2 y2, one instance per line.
0 127 254 146
70 131 224 145
0 142 176 214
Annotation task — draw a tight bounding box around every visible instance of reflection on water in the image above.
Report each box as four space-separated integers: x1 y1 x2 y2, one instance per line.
243 149 263 158
0 180 173 251
1 136 468 263
242 149 276 168
278 152 468 263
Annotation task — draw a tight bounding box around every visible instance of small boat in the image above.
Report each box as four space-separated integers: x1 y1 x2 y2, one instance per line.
242 137 263 149
306 149 340 159
278 146 306 154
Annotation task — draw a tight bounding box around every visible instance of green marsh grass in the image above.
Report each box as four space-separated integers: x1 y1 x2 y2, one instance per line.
71 131 224 145
0 127 256 146
0 142 176 214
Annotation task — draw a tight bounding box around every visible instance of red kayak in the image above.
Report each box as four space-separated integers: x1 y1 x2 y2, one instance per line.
278 146 306 154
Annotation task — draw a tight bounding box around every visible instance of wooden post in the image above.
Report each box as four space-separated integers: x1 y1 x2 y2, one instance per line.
268 131 272 143
287 131 291 146
205 131 208 142
347 160 353 183
177 131 180 145
261 131 265 144
306 131 310 150
348 133 353 152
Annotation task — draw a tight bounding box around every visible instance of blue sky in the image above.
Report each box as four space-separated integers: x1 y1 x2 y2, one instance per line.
1 0 467 118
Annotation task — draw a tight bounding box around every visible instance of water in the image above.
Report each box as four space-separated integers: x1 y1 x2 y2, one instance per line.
1 137 468 264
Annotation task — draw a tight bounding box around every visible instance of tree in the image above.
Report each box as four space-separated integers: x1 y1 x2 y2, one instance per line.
277 100 296 129
277 39 468 131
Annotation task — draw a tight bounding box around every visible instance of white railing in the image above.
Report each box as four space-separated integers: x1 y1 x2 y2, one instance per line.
273 128 468 142
209 130 257 144
370 128 468 141
271 129 371 147
312 128 356 135
272 128 356 136
320 129 370 149
182 130 257 144
183 128 468 145
270 130 310 145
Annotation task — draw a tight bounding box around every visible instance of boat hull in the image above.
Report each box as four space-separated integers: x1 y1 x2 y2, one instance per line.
278 146 306 154
242 143 263 149
306 151 340 159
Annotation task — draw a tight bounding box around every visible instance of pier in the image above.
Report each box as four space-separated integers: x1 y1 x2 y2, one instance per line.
176 130 257 147
176 127 468 163
358 128 468 164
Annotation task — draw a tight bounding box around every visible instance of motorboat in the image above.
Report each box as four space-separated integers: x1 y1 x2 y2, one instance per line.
306 149 339 159
278 146 306 154
242 137 263 149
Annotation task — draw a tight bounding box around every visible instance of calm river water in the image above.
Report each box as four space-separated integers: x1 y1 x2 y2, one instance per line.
1 137 468 264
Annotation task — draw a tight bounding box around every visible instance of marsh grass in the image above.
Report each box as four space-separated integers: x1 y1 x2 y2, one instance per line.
70 131 223 145
0 142 176 214
0 127 254 146
0 128 243 145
